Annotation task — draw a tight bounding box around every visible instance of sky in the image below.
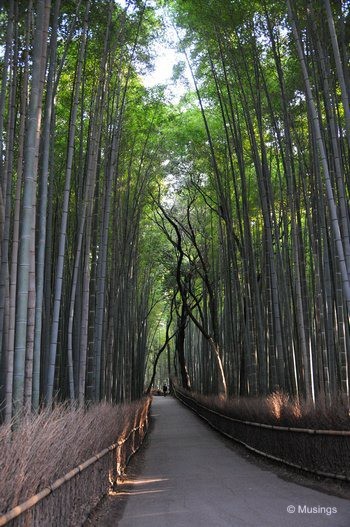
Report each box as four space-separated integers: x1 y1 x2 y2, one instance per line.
0 2 192 102
142 22 192 102
116 0 192 101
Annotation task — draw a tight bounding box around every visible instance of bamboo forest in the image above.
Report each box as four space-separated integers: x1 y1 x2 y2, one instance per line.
1 1 350 525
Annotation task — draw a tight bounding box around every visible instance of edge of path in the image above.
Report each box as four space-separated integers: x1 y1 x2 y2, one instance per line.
172 394 350 501
85 395 350 526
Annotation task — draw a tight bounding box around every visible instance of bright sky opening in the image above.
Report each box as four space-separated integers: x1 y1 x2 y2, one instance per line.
142 7 192 102
113 1 193 101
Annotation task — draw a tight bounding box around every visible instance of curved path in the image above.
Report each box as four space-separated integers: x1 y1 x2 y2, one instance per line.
95 396 350 526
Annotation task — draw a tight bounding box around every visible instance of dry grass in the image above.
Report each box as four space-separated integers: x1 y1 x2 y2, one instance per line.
176 388 350 479
0 398 149 514
181 389 350 430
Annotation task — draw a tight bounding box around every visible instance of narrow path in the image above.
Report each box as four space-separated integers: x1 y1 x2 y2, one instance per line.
95 397 350 527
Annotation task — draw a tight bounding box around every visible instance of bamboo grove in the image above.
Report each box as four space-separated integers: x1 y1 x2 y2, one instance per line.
155 0 350 404
0 0 166 420
0 0 350 421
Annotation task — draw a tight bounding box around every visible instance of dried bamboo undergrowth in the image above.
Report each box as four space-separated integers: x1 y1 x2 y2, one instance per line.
176 388 350 431
0 398 148 515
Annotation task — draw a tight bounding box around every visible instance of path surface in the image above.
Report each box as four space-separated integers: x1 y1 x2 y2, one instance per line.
95 397 350 527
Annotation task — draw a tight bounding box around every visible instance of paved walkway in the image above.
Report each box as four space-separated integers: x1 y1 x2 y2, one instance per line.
96 397 350 526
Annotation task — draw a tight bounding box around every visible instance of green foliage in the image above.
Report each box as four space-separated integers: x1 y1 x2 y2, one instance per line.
1 0 349 411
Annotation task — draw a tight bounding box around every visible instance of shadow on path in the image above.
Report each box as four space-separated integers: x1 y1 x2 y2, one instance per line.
87 396 350 527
